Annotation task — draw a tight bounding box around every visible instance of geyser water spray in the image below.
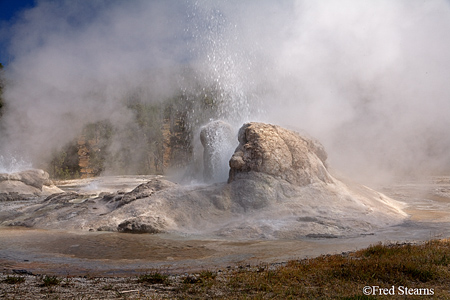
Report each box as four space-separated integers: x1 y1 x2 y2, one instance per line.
0 154 32 174
1 1 450 182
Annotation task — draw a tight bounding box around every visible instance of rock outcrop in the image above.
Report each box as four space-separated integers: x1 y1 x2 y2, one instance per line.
0 169 62 201
229 122 332 185
100 178 177 208
0 169 51 189
0 123 408 239
117 217 166 234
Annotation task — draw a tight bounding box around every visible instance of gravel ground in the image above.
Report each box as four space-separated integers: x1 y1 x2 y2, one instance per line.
0 266 256 299
1 271 194 299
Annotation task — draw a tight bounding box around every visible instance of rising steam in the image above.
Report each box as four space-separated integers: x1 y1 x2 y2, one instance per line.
1 0 450 182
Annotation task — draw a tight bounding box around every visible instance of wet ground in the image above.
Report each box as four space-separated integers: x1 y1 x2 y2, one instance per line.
1 175 450 276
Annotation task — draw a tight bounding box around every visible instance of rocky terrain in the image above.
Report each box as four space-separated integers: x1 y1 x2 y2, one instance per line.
0 122 407 238
0 169 62 201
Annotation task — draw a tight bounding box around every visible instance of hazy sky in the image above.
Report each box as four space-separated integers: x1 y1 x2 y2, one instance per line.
0 0 36 64
1 0 450 183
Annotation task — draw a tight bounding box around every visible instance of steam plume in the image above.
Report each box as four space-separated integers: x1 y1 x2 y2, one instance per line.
1 0 450 182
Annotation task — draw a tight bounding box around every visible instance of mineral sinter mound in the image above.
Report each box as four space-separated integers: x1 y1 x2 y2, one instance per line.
0 169 62 201
229 122 331 185
0 122 407 239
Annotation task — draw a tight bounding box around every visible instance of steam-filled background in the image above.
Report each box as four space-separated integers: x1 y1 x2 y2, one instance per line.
1 0 450 183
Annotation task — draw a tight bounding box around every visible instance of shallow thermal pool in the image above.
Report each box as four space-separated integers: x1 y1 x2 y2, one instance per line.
1 175 450 276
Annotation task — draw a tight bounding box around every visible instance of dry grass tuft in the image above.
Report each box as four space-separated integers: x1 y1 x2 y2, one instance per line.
175 239 450 299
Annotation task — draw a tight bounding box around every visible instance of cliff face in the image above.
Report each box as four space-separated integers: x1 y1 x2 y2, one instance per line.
77 134 99 178
74 115 192 178
161 113 193 171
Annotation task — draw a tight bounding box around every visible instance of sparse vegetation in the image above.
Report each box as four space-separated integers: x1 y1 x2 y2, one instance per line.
41 275 60 287
137 271 169 285
48 142 81 179
2 240 450 299
199 270 217 281
3 276 25 284
171 240 450 299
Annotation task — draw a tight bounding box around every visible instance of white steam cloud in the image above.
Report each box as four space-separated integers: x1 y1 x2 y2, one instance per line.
1 0 450 182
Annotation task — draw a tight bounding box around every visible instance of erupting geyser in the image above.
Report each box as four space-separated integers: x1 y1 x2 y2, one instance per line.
200 120 235 183
0 122 407 239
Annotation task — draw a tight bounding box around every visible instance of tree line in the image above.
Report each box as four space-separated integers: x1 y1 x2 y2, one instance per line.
47 82 224 179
